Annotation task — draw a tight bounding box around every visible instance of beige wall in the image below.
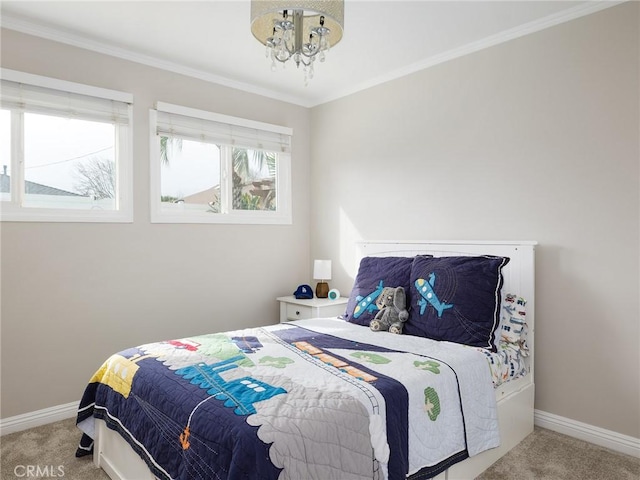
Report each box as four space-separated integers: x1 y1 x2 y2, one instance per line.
1 3 638 442
0 29 311 418
310 3 639 438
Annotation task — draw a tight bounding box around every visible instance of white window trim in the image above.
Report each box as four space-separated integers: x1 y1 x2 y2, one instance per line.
149 104 292 225
0 68 133 223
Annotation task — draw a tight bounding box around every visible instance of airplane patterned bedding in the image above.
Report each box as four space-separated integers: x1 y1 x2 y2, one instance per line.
76 318 499 480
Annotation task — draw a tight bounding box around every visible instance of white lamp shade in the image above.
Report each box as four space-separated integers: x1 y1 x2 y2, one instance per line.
313 260 332 280
250 1 345 47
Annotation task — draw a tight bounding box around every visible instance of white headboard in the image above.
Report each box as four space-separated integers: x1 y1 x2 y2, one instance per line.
356 241 537 374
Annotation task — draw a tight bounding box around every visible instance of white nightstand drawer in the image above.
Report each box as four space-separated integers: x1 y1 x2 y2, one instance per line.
277 296 349 324
286 303 313 320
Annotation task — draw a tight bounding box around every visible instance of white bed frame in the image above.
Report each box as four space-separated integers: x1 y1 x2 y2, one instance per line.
357 241 536 479
92 240 536 480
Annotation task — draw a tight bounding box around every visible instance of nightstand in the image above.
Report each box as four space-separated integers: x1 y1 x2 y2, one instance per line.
276 295 349 323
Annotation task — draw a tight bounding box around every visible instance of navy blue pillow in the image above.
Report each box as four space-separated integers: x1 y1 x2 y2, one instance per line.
344 256 415 326
405 255 510 351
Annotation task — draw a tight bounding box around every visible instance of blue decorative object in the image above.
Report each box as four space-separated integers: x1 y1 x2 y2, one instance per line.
414 273 453 317
293 284 314 299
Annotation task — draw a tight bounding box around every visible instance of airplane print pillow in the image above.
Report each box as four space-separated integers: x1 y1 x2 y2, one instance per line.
405 255 510 351
343 256 417 326
497 293 528 353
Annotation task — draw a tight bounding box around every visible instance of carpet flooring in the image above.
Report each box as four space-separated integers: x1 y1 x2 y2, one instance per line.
476 427 639 480
1 419 638 479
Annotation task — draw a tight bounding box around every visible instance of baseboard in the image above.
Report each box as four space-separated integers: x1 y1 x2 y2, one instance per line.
535 409 640 458
2 401 638 460
0 401 78 436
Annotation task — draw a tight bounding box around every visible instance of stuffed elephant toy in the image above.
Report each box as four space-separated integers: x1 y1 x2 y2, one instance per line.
369 286 409 334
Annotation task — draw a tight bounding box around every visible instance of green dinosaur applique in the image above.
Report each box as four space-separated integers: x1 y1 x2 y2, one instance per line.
351 352 391 364
424 387 441 421
259 356 294 369
414 360 441 374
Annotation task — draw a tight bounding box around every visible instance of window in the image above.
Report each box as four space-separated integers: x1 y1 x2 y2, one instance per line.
0 69 133 222
150 102 292 224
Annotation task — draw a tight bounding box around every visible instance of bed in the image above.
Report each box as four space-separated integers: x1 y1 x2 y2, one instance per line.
76 240 536 480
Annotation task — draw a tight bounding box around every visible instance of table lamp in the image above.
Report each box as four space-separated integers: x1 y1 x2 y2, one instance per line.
313 260 332 298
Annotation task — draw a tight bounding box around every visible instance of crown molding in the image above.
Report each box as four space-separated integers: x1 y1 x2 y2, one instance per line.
1 1 625 108
314 0 627 106
0 14 313 108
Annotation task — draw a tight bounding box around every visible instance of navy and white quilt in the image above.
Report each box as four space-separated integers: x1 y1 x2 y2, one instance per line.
76 319 499 480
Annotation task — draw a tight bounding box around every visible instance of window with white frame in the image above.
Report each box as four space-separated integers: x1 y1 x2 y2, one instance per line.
150 102 292 224
0 69 133 222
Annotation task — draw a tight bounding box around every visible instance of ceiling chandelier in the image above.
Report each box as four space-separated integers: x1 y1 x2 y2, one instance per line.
250 0 344 83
